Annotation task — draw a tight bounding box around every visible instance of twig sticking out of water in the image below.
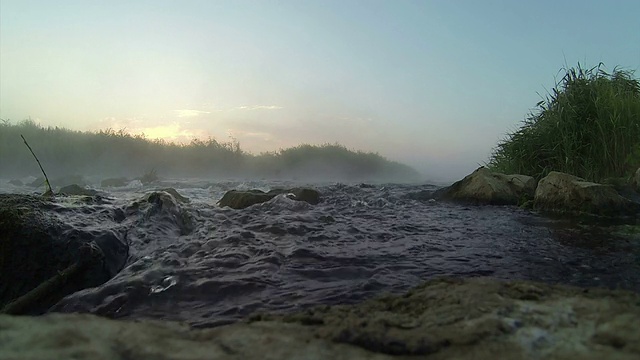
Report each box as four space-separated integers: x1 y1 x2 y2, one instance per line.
20 134 53 196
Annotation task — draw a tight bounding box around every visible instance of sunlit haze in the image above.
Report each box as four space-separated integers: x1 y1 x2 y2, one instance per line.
1 0 639 181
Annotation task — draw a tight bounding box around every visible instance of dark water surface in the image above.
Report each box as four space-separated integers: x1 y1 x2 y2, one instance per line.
2 178 639 327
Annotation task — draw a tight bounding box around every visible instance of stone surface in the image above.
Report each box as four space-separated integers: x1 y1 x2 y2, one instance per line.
434 167 536 205
534 171 639 215
1 277 639 359
633 168 640 192
218 188 321 209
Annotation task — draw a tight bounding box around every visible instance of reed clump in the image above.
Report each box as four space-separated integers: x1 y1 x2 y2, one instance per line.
488 63 640 182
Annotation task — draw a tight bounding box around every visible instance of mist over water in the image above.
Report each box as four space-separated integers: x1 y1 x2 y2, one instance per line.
2 178 638 328
0 121 423 183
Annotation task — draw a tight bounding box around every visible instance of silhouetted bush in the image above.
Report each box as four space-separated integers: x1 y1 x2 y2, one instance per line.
488 63 640 182
0 120 420 182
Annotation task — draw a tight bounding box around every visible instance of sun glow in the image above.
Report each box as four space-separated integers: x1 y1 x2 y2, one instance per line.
122 123 210 145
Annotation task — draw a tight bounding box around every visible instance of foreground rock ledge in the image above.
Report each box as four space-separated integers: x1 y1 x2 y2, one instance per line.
2 277 639 360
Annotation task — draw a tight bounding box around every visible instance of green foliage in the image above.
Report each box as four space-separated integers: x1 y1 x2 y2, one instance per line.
0 120 420 182
488 63 640 182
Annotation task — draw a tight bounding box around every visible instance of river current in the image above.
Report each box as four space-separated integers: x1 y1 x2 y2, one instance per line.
2 178 639 328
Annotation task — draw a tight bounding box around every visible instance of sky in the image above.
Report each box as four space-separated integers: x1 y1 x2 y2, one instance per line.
1 0 639 181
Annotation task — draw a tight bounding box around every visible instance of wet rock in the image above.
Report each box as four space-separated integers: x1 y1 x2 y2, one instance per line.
254 277 640 359
154 187 190 203
100 177 129 188
131 190 193 235
434 167 536 205
270 187 321 205
218 190 275 209
2 277 639 359
218 188 321 209
534 171 639 216
0 194 127 314
633 168 640 192
8 179 23 186
58 184 100 196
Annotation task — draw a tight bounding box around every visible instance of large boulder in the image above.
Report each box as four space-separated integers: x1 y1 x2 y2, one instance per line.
2 277 639 359
534 171 639 215
434 167 536 205
0 194 128 314
218 188 321 209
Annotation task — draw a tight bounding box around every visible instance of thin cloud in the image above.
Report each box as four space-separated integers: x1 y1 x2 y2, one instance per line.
174 109 211 118
232 105 283 111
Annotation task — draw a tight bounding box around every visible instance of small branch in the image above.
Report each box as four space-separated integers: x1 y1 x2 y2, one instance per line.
20 134 53 196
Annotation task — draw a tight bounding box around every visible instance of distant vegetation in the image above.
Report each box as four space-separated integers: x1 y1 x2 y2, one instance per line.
488 63 640 182
0 119 420 182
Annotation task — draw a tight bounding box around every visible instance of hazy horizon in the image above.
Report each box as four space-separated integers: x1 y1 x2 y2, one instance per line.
2 1 639 182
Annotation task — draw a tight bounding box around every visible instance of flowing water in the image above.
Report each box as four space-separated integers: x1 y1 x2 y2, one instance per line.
2 178 639 328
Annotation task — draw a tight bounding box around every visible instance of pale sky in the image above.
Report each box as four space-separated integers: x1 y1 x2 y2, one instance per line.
1 0 639 180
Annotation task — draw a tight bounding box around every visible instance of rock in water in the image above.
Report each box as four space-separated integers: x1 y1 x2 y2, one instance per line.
58 184 100 196
434 167 536 205
1 277 639 359
218 188 321 209
269 187 321 205
218 190 276 209
534 171 639 215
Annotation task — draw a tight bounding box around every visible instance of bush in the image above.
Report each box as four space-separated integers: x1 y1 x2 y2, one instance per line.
488 63 640 182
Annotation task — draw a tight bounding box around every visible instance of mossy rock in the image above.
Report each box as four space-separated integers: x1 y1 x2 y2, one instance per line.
534 171 640 216
218 190 275 209
218 188 321 209
434 167 536 205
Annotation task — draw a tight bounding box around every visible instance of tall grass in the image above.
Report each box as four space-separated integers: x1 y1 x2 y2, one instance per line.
0 119 419 182
488 63 640 182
